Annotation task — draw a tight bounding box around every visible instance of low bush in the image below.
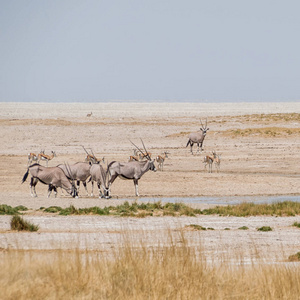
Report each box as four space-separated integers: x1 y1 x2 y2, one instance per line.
257 226 272 232
238 226 249 230
10 215 39 232
0 204 28 215
288 252 300 262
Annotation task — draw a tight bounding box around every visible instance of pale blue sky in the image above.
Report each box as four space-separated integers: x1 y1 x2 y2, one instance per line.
1 0 300 102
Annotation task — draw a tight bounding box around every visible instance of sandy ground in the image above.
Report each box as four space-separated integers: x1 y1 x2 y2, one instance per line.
0 102 300 263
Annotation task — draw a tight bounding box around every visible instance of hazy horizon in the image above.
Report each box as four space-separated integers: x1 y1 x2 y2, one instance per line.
1 1 300 103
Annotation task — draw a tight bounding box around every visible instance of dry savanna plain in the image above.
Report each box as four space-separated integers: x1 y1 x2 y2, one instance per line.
1 102 300 298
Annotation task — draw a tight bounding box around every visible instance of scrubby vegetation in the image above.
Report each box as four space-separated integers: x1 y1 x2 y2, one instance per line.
2 201 300 217
293 222 300 228
225 127 300 138
202 201 300 217
257 226 272 232
40 201 201 217
288 252 300 262
238 226 249 230
10 215 39 232
38 201 300 217
0 204 27 215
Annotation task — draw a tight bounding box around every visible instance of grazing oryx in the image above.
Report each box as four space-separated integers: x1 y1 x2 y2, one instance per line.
28 150 44 165
89 163 110 198
82 145 105 164
156 151 169 171
22 163 78 198
38 151 56 166
186 119 209 155
86 112 92 117
107 140 157 197
57 162 92 196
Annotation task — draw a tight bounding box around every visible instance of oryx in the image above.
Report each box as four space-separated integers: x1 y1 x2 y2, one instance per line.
107 140 157 197
22 163 78 198
89 163 110 198
186 119 209 155
57 162 92 196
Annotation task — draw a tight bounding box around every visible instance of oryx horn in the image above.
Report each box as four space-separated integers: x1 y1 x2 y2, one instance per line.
129 139 147 159
64 162 74 182
81 145 89 155
140 138 151 160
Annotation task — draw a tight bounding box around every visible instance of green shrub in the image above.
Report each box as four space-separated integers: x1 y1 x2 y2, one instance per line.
0 204 27 215
288 252 300 262
44 206 63 213
238 226 249 230
11 215 39 232
292 222 300 228
257 226 272 232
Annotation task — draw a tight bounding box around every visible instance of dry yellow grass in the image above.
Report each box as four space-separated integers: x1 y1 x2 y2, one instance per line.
1 231 300 299
223 127 300 138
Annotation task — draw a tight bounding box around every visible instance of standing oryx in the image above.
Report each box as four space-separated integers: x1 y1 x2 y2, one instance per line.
156 151 169 171
107 140 157 197
22 163 78 198
186 119 209 155
89 163 110 198
57 162 92 196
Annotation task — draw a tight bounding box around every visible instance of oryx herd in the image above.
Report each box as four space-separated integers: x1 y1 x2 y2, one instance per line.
22 119 221 199
22 141 160 199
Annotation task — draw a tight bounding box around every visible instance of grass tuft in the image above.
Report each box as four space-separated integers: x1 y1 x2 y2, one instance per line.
257 226 272 232
292 222 300 228
10 215 39 232
0 204 28 215
202 201 300 217
288 252 300 262
238 226 249 230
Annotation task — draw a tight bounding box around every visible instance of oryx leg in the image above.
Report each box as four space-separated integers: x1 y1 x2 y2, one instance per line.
82 181 89 196
30 177 38 197
76 180 80 193
134 179 139 197
108 174 118 197
48 185 54 198
190 142 194 155
91 180 95 197
47 185 58 198
97 182 104 198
